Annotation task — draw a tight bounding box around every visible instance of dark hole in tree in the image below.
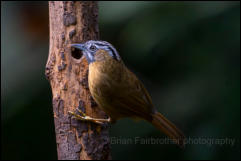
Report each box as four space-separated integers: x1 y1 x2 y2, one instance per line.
71 47 83 59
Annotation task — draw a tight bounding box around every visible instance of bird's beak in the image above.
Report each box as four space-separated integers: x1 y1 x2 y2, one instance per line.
71 43 85 50
71 43 94 63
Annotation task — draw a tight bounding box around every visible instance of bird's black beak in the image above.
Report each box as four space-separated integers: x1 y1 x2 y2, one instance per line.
71 43 94 63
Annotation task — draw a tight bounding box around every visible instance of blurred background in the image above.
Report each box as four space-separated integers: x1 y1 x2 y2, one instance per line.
1 1 240 160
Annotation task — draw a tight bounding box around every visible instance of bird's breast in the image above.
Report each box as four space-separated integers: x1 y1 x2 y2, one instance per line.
88 60 123 100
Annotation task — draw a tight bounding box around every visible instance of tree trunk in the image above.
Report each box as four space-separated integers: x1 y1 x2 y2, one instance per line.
45 1 111 160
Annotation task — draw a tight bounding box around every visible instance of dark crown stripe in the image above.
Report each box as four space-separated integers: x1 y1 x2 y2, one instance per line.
94 41 120 61
95 43 106 46
108 46 118 60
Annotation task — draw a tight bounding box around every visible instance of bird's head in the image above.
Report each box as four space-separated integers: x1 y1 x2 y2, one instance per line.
71 40 121 64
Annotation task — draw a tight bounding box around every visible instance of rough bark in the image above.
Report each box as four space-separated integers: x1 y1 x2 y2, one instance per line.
45 1 111 160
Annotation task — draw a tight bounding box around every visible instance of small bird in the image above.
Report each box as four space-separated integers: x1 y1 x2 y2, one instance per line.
69 40 185 148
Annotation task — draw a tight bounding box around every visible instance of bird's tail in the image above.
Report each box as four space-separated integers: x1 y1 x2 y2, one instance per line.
151 112 185 148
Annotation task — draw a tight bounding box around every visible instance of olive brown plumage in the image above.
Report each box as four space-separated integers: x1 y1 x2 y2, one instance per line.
69 40 185 148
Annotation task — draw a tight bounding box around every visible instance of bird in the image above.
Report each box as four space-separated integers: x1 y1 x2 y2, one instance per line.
69 40 185 148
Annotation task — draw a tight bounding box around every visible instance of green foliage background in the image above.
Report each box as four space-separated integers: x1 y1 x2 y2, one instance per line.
1 1 240 160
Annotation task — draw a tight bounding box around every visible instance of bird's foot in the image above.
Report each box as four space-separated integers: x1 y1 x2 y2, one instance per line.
68 108 111 125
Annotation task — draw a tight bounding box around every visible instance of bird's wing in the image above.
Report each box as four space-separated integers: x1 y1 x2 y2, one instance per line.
108 68 154 120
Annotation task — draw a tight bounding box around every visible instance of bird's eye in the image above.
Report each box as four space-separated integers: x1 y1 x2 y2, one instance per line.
89 45 97 51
